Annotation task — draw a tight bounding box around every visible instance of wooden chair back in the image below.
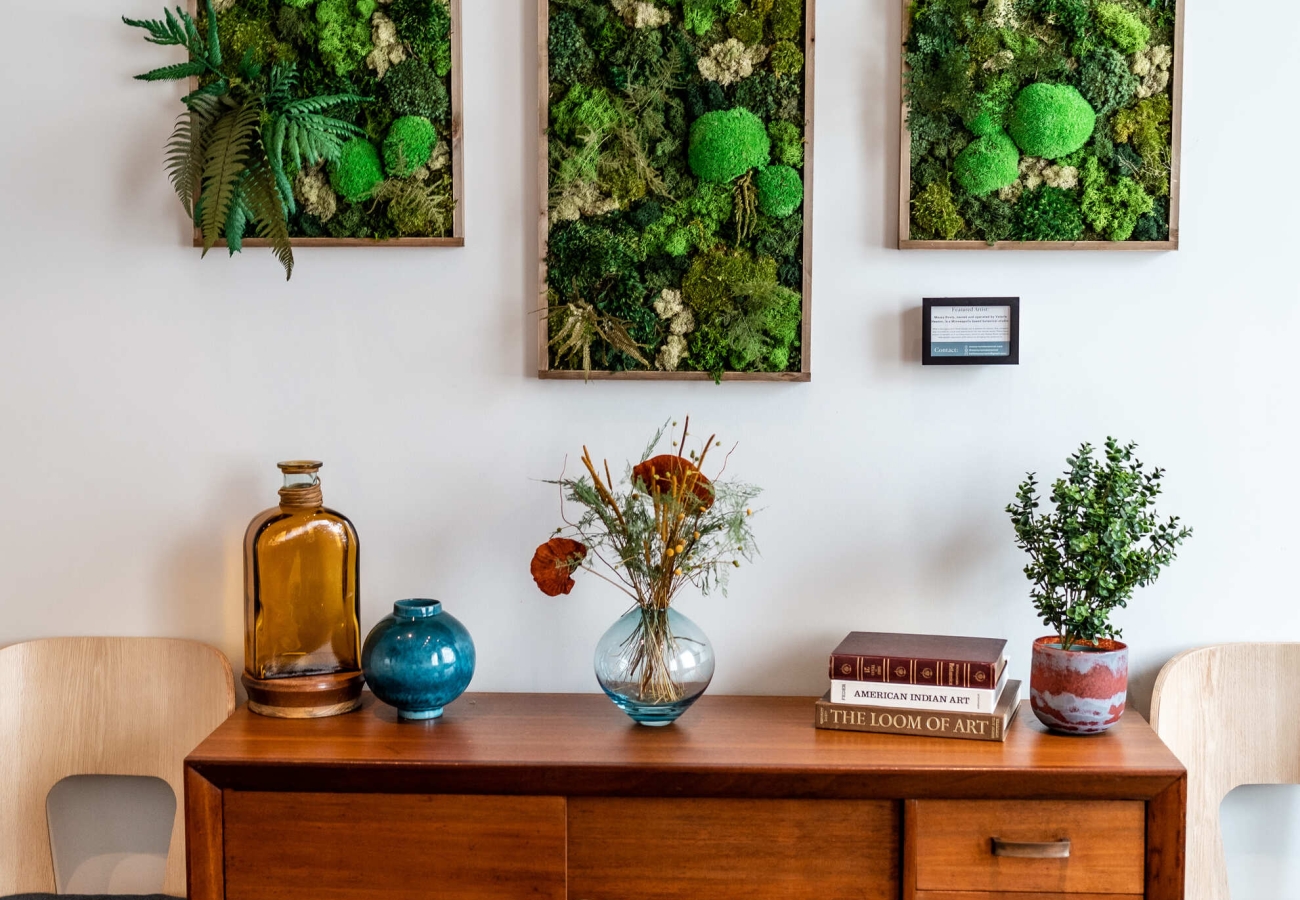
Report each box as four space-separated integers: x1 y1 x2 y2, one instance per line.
1150 643 1300 900
0 637 234 896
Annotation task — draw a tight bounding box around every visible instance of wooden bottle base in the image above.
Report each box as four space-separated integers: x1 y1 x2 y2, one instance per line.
241 670 365 719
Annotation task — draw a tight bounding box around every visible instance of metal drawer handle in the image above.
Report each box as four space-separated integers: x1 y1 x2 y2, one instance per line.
991 838 1071 859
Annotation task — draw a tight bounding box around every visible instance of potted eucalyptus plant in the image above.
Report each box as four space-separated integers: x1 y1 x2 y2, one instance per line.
1007 438 1191 735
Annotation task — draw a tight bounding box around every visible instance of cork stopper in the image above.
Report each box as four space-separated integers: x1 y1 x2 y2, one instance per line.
277 460 324 509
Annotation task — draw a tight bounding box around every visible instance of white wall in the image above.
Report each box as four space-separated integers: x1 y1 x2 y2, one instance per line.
2 0 1298 890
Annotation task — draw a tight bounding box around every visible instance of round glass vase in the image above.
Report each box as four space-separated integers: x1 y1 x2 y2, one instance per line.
594 606 714 726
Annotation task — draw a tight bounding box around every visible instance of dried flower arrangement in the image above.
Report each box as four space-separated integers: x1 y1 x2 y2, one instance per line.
531 418 760 708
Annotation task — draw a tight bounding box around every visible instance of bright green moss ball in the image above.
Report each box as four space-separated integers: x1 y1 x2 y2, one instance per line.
329 138 384 202
756 165 803 218
1007 83 1096 159
383 116 436 177
688 108 771 183
953 131 1020 196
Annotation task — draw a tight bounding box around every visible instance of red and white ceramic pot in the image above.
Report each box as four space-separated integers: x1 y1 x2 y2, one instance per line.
1029 636 1128 735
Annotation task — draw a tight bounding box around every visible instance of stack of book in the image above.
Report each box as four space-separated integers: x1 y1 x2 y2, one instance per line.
814 632 1021 742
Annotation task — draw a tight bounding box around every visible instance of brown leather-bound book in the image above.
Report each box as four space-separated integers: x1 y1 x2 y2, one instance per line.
828 632 1007 688
813 681 1021 742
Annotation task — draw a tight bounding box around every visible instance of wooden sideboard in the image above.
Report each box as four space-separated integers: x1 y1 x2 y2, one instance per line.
185 693 1185 900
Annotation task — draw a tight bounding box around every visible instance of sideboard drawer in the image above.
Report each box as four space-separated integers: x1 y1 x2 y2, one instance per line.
913 800 1145 895
912 894 1141 900
222 792 566 900
569 798 898 900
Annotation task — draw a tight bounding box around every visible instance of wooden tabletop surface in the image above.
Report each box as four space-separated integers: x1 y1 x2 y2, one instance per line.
187 693 1184 800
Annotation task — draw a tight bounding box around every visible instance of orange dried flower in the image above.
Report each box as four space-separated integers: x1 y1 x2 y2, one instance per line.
632 454 714 508
530 537 588 597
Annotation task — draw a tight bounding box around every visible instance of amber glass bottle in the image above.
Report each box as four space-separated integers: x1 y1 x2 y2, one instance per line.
242 461 363 718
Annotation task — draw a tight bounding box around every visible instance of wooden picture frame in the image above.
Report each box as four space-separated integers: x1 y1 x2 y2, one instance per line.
922 297 1020 366
190 0 465 249
898 0 1184 251
536 0 815 382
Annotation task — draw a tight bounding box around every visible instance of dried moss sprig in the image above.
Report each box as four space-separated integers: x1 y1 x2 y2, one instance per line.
547 297 651 379
369 170 455 236
733 170 758 240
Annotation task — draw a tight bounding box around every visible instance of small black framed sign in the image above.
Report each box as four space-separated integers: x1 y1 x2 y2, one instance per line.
922 298 1020 366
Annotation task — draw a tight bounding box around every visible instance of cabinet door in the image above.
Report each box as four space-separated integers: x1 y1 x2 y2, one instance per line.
223 792 565 900
569 798 899 900
911 800 1145 896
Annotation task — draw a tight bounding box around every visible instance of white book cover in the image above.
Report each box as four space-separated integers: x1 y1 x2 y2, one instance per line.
830 662 1010 713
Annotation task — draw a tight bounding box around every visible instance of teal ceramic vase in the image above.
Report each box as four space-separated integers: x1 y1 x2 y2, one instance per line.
361 599 475 720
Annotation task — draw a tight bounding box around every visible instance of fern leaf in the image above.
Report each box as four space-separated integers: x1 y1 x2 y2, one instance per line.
281 122 316 168
282 94 366 115
266 117 296 215
282 125 302 173
198 100 261 255
243 164 295 280
142 7 202 57
224 179 248 255
237 50 260 80
303 130 328 168
164 107 209 217
167 7 188 44
204 0 221 67
186 89 222 120
265 64 298 107
176 8 202 55
135 60 208 82
285 120 345 166
292 112 363 138
280 114 358 169
182 78 227 108
122 15 181 45
313 132 343 164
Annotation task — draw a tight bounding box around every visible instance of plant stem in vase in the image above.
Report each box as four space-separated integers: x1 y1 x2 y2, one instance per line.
595 606 715 725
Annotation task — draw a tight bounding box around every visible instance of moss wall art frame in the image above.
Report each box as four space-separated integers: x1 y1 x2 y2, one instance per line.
537 0 815 382
175 0 464 255
898 0 1184 251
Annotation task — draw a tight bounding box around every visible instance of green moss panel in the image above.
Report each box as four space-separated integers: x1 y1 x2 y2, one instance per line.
545 0 808 379
904 0 1176 244
216 0 456 239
